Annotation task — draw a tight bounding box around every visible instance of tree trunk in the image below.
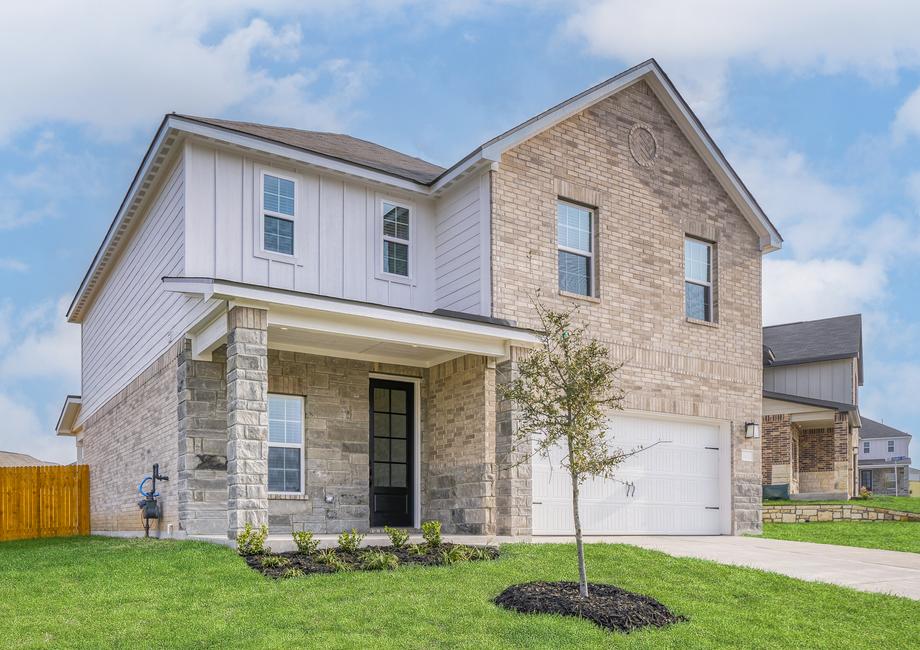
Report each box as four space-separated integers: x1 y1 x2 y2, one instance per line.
568 435 589 598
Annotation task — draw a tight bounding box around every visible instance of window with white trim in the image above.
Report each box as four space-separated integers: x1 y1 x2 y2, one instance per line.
557 202 594 296
863 441 870 454
382 201 410 276
263 173 295 256
685 237 713 321
888 440 895 453
268 394 303 494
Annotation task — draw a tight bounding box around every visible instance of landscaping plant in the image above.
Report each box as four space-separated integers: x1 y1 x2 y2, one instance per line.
292 529 320 555
384 525 410 549
280 567 305 579
337 529 365 553
499 300 647 598
259 555 289 568
236 523 269 556
438 545 471 566
359 550 400 571
408 543 427 556
421 520 442 547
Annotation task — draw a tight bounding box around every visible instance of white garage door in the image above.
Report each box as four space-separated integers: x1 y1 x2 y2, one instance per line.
532 414 725 535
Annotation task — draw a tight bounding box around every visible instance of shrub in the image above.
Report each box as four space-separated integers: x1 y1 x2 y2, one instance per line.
259 554 289 568
438 545 470 566
408 543 427 557
466 546 493 561
359 550 399 571
280 567 305 580
384 525 410 549
337 528 365 554
856 486 873 500
292 529 320 555
316 549 352 572
236 523 269 555
421 520 442 547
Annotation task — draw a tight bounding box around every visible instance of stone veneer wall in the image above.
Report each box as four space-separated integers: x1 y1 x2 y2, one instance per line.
495 351 532 536
424 355 496 534
763 503 920 523
265 349 426 535
177 343 228 536
80 342 182 534
490 79 763 534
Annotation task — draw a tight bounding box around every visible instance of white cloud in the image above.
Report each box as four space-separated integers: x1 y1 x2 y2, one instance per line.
894 85 920 141
0 297 81 387
0 392 75 464
0 2 375 140
564 1 920 121
0 258 28 272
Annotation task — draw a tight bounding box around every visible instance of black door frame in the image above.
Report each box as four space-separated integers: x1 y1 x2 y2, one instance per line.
369 378 415 527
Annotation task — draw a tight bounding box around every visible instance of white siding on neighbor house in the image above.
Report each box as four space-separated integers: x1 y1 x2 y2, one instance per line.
433 172 490 314
859 437 911 460
81 157 214 419
764 358 855 405
183 140 449 313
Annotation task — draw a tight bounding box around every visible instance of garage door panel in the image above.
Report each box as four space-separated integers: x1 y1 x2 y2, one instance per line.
532 414 724 535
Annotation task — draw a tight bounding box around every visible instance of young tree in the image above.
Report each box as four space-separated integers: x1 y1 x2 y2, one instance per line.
500 300 648 598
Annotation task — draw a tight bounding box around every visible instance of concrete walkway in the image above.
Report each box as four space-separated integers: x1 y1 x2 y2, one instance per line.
569 535 920 601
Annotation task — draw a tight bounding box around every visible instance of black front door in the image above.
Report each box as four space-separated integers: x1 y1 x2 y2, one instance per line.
370 379 414 527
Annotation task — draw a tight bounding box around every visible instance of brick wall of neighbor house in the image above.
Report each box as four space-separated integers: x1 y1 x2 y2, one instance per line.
490 80 764 533
177 343 228 536
797 413 852 495
81 342 182 534
424 355 497 535
264 349 427 534
762 415 792 485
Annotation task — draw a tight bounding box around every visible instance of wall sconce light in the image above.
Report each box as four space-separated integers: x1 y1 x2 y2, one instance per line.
745 422 761 439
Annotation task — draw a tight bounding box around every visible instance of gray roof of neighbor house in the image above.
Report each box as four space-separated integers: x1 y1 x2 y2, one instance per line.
763 314 863 383
860 417 911 440
176 115 446 184
0 451 57 467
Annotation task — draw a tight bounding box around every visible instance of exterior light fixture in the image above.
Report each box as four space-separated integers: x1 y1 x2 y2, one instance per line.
745 422 761 439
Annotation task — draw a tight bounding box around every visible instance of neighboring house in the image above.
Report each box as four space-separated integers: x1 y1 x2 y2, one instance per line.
761 315 863 500
0 451 57 467
911 467 920 497
858 418 912 496
56 59 782 541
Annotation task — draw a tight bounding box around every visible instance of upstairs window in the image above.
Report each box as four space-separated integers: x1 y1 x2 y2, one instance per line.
557 202 594 296
382 201 410 276
268 394 303 494
685 237 713 321
263 173 295 256
888 440 895 453
863 441 870 454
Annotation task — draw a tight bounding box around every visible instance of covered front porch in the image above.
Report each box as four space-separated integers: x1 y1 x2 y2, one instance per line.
860 461 911 496
167 279 539 541
762 394 859 500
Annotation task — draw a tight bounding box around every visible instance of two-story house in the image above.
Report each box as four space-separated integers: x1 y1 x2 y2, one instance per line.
858 418 912 496
55 59 782 541
761 315 863 499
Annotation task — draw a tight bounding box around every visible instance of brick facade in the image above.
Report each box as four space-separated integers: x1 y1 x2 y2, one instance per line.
762 414 792 485
490 80 763 533
81 342 182 534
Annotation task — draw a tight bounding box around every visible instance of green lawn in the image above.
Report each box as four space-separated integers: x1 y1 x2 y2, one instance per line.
761 521 920 554
1 537 919 649
764 496 920 514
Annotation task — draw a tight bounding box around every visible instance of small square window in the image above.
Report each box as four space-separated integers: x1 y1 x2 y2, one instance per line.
384 240 409 276
264 216 294 255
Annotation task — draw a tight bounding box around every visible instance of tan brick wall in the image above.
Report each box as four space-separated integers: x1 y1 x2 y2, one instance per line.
762 414 792 485
424 355 497 534
81 342 182 534
490 80 763 533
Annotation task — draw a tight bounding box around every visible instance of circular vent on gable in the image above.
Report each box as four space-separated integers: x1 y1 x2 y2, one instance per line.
628 124 658 167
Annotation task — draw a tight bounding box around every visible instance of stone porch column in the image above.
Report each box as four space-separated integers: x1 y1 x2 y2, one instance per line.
832 412 852 497
761 414 793 487
495 348 532 537
226 306 269 540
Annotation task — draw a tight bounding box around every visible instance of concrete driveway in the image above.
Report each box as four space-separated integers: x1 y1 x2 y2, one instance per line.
561 535 920 600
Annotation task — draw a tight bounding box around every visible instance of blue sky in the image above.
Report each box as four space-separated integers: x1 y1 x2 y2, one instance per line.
1 1 919 463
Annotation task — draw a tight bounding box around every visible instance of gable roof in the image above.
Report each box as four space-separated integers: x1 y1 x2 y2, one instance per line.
175 115 446 184
0 451 57 467
67 58 781 322
763 314 863 384
860 417 911 440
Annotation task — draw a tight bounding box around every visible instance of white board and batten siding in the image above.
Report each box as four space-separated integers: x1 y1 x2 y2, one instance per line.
433 172 491 314
80 157 216 419
532 413 731 535
183 141 491 315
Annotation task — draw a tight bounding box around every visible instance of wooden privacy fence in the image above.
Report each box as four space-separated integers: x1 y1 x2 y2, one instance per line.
0 465 90 541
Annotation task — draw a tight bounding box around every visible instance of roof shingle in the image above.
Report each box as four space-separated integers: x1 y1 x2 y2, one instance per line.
763 314 863 382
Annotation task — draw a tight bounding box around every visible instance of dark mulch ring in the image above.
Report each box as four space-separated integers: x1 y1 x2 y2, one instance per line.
245 543 499 579
493 581 687 634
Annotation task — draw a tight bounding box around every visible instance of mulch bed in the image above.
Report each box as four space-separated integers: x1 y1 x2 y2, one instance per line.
245 543 499 578
493 581 686 633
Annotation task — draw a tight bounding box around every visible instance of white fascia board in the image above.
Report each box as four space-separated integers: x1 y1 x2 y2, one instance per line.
56 396 83 436
191 310 228 360
169 116 431 196
163 278 541 349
